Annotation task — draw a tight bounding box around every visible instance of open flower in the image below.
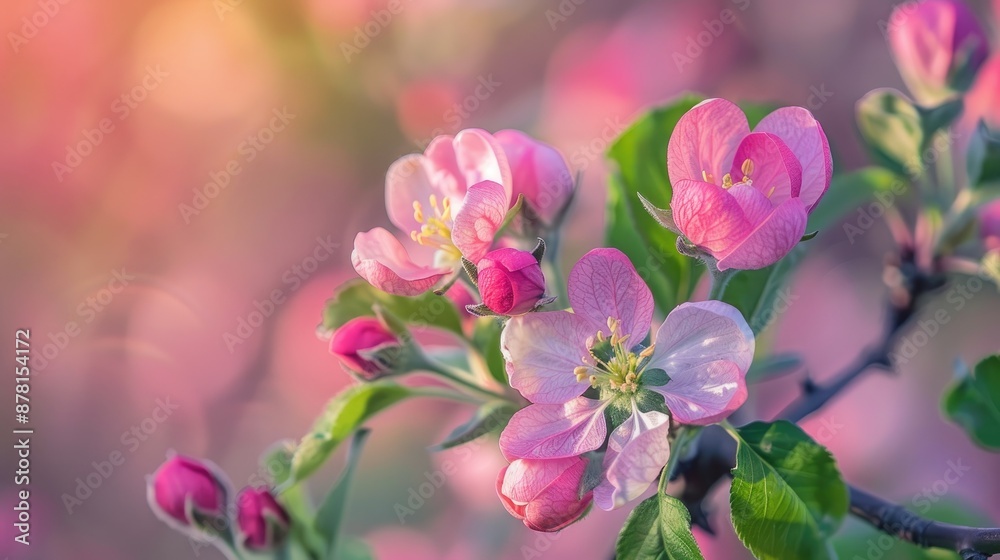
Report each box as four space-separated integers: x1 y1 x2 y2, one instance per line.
668 98 832 270
353 129 513 295
498 248 754 513
496 457 592 532
887 0 988 107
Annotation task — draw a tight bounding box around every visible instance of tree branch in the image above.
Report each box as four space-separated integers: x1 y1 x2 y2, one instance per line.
849 486 1000 557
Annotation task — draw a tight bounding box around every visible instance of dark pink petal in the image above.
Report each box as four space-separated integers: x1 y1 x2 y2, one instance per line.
716 198 808 271
501 456 583 503
567 248 654 346
501 311 593 404
498 458 592 532
729 132 802 204
499 398 609 461
451 180 509 263
351 228 449 295
667 98 750 187
670 179 751 255
593 407 671 511
754 107 833 210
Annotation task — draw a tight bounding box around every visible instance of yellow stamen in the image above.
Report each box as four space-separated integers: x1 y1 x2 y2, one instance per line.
413 201 424 223
741 158 755 178
639 345 655 358
722 173 734 188
702 170 715 183
766 186 776 198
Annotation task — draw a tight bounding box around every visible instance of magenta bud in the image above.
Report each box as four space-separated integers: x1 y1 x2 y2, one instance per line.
980 199 1000 251
329 316 403 380
236 487 291 552
147 455 229 532
477 248 546 316
887 0 988 106
496 129 574 227
497 457 592 532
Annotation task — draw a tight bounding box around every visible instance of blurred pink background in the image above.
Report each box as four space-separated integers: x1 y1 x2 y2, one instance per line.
2 0 999 558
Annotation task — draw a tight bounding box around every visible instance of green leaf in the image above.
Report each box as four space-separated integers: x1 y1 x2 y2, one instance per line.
291 381 414 481
746 353 803 384
642 368 671 387
918 98 963 139
721 245 803 334
470 318 507 385
429 400 515 451
942 355 1000 451
729 421 849 560
616 493 705 560
857 88 924 178
605 95 705 315
320 279 464 338
806 167 904 233
315 429 370 559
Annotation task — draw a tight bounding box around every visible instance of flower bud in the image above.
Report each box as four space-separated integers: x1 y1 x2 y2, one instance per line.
329 316 403 380
887 0 988 106
496 130 574 227
476 248 546 316
147 455 229 533
236 487 291 552
496 457 592 532
979 199 1000 251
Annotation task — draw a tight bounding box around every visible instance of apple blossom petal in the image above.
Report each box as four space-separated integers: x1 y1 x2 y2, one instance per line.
727 183 774 226
424 134 465 203
451 180 508 263
716 198 808 271
453 129 512 203
754 107 833 210
351 228 449 296
652 359 747 425
499 457 592 532
670 179 751 255
501 311 593 404
667 98 750 187
385 155 441 235
499 398 609 461
495 129 574 224
501 457 583 504
650 300 755 373
593 408 671 511
730 132 802 204
567 248 654 346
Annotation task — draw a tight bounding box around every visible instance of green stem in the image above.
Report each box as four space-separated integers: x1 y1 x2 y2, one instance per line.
544 232 569 309
658 426 702 494
413 350 509 401
707 268 736 301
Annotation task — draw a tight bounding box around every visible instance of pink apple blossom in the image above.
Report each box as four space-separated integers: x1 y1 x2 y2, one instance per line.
667 98 832 270
147 455 229 532
887 0 988 107
496 456 592 532
477 247 546 316
352 129 513 295
497 248 754 514
236 487 291 551
495 129 574 227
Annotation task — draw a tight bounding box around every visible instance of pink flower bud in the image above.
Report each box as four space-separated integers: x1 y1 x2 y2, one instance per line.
476 248 546 316
329 317 403 380
888 0 988 106
496 457 592 532
147 455 228 530
980 199 1000 251
496 130 574 226
236 487 291 552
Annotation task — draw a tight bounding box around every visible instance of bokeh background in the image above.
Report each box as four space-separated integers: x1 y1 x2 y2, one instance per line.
2 0 1000 558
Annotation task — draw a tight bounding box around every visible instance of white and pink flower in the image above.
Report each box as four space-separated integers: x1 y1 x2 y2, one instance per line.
497 248 754 517
352 129 513 295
